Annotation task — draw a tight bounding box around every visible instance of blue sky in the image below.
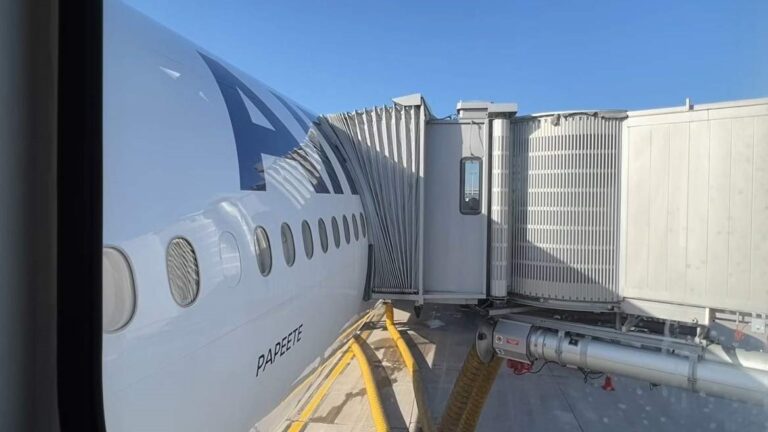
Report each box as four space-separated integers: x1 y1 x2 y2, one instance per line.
124 0 768 116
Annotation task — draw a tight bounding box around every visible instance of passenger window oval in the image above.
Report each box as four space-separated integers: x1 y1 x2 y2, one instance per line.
352 214 359 241
166 237 200 307
331 216 340 248
103 247 136 331
301 220 313 259
281 223 295 267
253 226 272 276
342 215 350 244
318 218 329 253
360 212 367 238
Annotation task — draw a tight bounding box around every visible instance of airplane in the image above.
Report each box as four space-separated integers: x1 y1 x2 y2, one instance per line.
102 1 374 430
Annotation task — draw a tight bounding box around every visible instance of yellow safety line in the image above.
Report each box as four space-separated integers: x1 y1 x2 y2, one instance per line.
287 347 356 432
287 307 390 432
281 309 374 405
384 303 435 432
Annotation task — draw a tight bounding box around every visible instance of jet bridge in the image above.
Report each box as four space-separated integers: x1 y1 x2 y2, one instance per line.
321 96 768 322
319 96 768 406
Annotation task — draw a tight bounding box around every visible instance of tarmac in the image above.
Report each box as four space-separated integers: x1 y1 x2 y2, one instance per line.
294 303 768 432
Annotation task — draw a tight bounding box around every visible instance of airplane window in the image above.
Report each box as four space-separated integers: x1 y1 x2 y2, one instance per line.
352 214 359 240
281 223 295 267
342 215 350 244
360 212 367 238
103 247 136 332
166 237 200 307
301 220 313 259
331 216 340 248
253 226 272 276
318 218 329 253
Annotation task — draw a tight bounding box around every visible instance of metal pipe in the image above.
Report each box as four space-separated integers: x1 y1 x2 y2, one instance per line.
703 344 768 371
526 328 768 404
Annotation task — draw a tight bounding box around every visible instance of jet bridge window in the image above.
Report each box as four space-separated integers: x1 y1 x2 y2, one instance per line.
281 223 295 267
254 226 272 276
460 157 482 215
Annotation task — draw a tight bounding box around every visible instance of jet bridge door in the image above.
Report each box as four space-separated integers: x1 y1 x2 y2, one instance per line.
422 120 489 302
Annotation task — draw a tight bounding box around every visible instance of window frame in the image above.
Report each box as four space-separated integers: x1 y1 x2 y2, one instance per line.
166 236 200 307
253 226 272 276
331 216 340 248
280 223 296 267
342 215 350 244
352 214 359 241
301 220 314 259
459 156 483 215
318 218 329 253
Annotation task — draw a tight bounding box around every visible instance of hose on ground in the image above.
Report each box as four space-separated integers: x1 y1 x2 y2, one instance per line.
287 310 389 432
456 354 501 432
384 303 435 432
437 342 500 432
350 336 390 432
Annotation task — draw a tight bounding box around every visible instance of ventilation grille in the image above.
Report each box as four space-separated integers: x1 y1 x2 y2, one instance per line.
509 113 624 305
167 237 200 306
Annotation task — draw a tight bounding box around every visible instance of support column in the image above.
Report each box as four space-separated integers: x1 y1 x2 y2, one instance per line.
490 119 510 299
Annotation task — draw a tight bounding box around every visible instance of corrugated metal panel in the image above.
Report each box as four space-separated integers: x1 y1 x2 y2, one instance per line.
490 119 510 298
509 113 624 306
622 102 768 314
318 103 425 295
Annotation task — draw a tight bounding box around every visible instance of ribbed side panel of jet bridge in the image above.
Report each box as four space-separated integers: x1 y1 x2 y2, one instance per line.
317 95 427 295
508 112 625 309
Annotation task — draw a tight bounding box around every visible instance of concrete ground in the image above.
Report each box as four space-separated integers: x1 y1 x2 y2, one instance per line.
296 303 768 432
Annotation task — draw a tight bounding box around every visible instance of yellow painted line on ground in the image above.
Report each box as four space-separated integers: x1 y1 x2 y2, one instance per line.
287 306 390 432
287 346 356 432
281 308 375 407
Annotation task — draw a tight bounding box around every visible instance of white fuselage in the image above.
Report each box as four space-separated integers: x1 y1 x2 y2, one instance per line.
103 2 370 430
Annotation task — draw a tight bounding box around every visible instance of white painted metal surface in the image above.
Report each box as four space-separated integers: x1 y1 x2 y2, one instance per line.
103 3 369 431
621 99 768 315
490 119 511 299
423 120 489 296
509 113 625 306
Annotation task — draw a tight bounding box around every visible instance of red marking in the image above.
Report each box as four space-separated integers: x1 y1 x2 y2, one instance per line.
505 338 520 346
734 328 746 342
601 375 615 391
507 359 532 375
